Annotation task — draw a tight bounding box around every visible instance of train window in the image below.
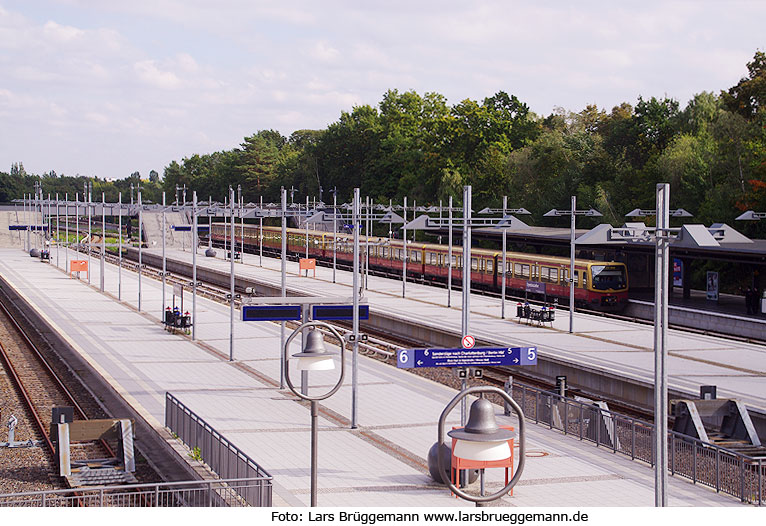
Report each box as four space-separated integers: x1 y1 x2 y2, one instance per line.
452 255 457 267
382 247 389 258
428 252 437 265
396 249 403 260
486 259 493 273
456 256 463 268
471 258 478 271
514 263 530 278
411 250 421 263
506 261 513 275
541 267 558 283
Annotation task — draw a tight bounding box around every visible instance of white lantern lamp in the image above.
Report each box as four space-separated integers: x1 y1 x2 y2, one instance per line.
448 397 515 461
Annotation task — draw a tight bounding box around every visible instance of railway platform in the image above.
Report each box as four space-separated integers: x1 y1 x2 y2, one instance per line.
0 246 750 506
138 246 766 420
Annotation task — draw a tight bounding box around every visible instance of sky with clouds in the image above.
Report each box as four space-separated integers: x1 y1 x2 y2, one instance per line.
1 1 764 179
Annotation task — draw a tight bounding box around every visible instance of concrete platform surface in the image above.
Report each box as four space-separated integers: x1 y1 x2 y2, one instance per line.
0 246 746 507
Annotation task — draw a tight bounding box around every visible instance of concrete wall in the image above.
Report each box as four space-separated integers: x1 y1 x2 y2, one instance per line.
625 300 766 341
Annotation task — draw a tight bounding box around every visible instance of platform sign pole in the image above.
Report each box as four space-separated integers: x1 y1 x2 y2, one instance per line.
118 192 121 301
365 196 370 290
332 191 337 283
87 182 92 284
229 186 235 362
402 196 407 298
569 195 575 334
448 195 453 308
461 185 472 426
100 192 105 292
208 195 213 250
239 188 244 264
65 193 69 272
192 191 198 341
502 196 507 319
162 192 167 320
259 195 263 267
352 188 360 429
75 193 79 259
47 193 52 256
55 193 60 268
654 183 670 507
280 187 287 389
138 189 143 312
305 195 309 263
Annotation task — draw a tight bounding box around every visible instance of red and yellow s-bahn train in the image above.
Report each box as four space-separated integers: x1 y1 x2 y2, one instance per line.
210 224 629 311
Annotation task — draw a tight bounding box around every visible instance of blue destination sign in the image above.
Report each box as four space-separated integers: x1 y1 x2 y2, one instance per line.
312 304 369 321
397 346 537 369
526 281 546 294
172 225 192 231
242 305 302 322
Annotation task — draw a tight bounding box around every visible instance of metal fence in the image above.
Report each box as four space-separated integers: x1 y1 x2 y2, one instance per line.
165 392 272 506
0 478 267 507
510 383 763 505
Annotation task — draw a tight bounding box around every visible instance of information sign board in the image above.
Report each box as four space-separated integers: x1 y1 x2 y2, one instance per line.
242 305 302 322
312 305 369 321
397 346 537 369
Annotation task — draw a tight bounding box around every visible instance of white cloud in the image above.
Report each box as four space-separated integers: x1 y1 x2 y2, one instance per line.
42 20 84 41
2 1 766 179
133 60 182 89
309 40 340 63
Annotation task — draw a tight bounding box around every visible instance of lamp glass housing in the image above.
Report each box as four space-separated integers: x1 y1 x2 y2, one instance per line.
296 354 335 371
453 439 511 461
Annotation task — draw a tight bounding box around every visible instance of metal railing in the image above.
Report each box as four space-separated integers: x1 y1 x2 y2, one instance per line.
165 392 272 506
0 478 266 507
510 383 763 505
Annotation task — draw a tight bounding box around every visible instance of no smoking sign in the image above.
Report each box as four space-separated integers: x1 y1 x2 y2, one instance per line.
461 335 475 349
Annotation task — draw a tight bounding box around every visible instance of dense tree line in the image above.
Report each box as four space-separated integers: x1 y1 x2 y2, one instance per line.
3 52 765 237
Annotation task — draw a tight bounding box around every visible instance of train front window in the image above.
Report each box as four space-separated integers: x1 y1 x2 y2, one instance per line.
591 265 627 290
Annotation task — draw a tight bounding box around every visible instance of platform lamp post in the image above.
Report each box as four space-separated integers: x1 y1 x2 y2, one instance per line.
192 191 199 341
437 386 526 506
117 192 122 301
280 187 288 389
100 192 105 292
283 322 346 507
55 193 59 268
544 197 602 334
87 181 92 284
229 186 236 361
332 188 337 282
64 193 69 272
138 188 143 312
479 199 531 318
612 184 675 506
161 192 167 320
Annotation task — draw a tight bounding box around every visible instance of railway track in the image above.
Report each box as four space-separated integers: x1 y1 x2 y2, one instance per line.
0 289 169 497
0 298 117 484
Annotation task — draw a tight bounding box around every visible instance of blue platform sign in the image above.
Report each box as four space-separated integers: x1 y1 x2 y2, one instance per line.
242 305 302 321
312 304 369 321
396 346 537 369
172 225 192 231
